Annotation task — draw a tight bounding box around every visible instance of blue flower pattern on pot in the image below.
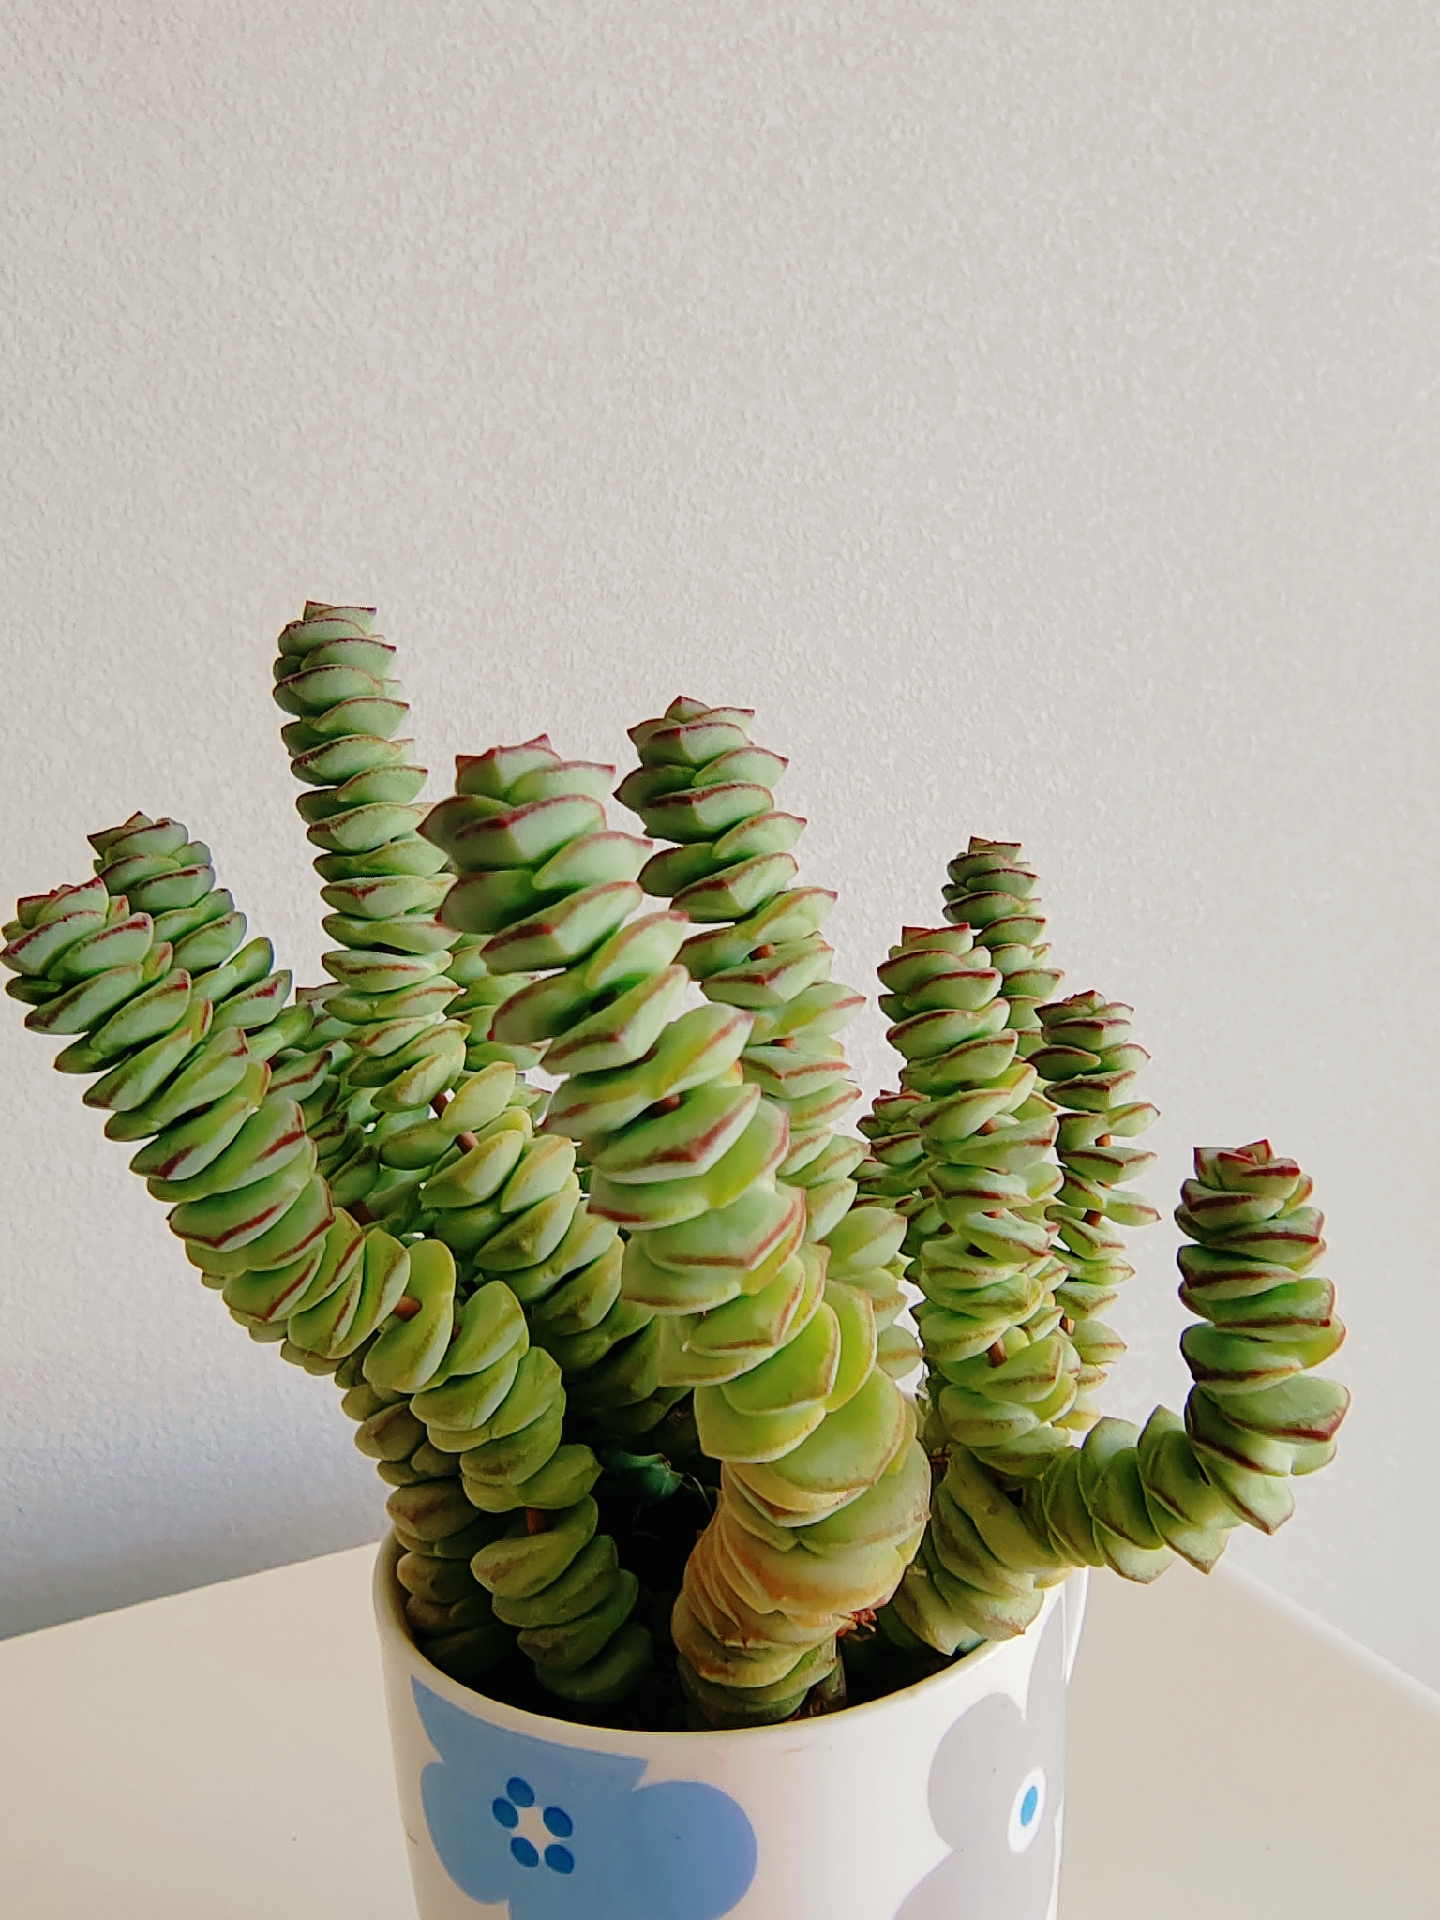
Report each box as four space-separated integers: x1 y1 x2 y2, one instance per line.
895 1602 1068 1920
414 1679 758 1920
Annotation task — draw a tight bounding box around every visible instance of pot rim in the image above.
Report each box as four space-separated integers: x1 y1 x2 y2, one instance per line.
374 1531 1063 1752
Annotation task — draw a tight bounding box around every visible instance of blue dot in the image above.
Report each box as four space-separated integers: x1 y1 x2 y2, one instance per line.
1021 1784 1039 1827
543 1805 574 1838
545 1845 575 1875
511 1837 539 1869
492 1798 518 1829
507 1776 535 1807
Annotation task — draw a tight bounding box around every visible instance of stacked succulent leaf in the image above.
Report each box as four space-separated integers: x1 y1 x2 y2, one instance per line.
1171 1142 1346 1534
864 916 1076 1654
273 604 466 1202
1002 1139 1348 1587
941 840 1061 1059
1030 992 1160 1423
3 814 335 1303
424 737 677 1435
858 841 1060 1250
613 699 929 1725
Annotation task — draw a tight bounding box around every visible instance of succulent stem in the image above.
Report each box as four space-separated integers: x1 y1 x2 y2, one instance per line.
420 733 677 1706
615 698 929 1725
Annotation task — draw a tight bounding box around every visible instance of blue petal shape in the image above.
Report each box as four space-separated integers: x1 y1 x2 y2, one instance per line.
414 1680 757 1920
629 1779 758 1920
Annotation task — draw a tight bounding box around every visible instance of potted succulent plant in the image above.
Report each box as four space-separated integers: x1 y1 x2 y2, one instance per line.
3 602 1348 1920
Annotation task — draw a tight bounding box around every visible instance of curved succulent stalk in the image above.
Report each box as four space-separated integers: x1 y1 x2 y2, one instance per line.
613 699 930 1726
4 816 335 1296
1015 1140 1349 1576
0 818 521 1683
273 604 641 1686
420 734 683 1706
890 1141 1348 1656
337 1180 639 1705
2 855 605 1698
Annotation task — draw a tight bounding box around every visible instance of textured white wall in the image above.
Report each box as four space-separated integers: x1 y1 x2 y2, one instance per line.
2 2 1436 1683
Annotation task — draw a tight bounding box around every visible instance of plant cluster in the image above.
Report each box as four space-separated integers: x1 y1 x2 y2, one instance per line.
3 603 1349 1730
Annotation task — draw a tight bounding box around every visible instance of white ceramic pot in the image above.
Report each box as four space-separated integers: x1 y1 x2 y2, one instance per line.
375 1540 1086 1920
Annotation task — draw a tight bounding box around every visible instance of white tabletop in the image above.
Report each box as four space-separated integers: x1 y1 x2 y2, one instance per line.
1 1542 1434 1918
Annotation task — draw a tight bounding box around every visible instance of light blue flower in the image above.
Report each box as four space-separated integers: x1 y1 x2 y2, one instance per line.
414 1680 757 1920
895 1602 1068 1920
